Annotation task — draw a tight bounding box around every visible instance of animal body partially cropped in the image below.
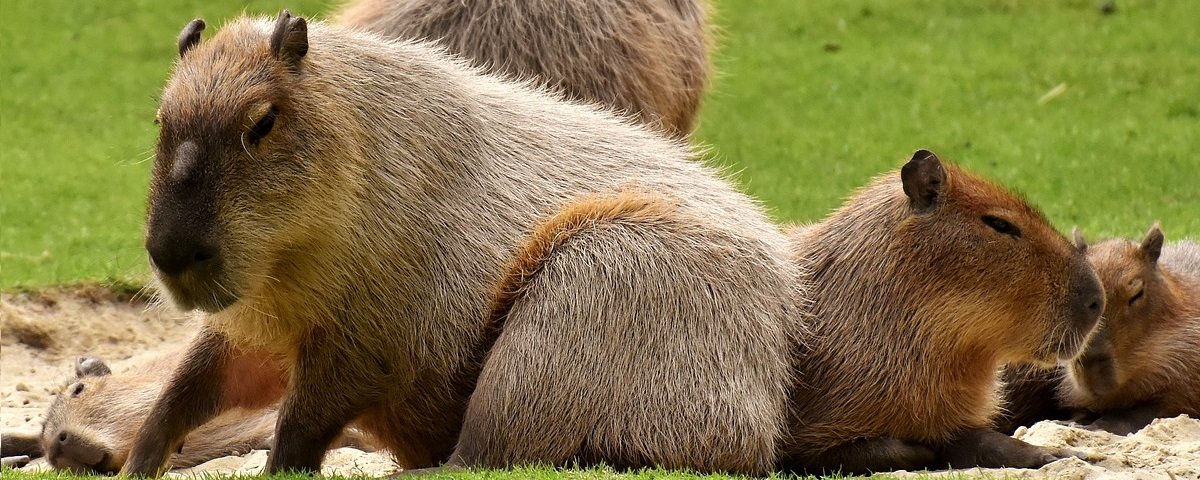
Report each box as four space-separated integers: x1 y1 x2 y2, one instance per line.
3 356 275 474
1062 226 1200 434
123 11 798 476
334 0 711 137
780 150 1105 474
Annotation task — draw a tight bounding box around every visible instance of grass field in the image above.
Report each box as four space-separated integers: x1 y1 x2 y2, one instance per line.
0 0 1196 479
2 0 1197 287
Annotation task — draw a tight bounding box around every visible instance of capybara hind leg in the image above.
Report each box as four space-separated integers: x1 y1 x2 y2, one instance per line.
456 207 789 474
123 329 236 476
797 437 936 475
936 427 1082 469
265 336 380 474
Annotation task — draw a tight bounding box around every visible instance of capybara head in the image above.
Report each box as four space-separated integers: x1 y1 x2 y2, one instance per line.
888 150 1103 363
41 357 157 474
1068 225 1183 403
146 12 331 312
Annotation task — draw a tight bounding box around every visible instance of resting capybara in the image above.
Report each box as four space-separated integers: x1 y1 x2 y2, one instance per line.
780 149 1105 474
994 364 1073 434
29 355 276 473
333 0 710 138
1061 225 1200 434
124 11 798 476
0 354 373 474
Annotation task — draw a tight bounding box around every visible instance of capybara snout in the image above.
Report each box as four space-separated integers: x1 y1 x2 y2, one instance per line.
145 140 222 280
47 429 114 475
1063 256 1105 355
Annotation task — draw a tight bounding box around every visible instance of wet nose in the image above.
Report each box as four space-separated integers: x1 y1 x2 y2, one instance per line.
146 234 218 277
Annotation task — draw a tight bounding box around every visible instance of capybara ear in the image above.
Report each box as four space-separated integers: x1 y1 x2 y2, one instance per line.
75 356 111 378
1072 226 1088 253
1140 223 1164 264
177 19 206 58
901 148 946 213
270 10 309 71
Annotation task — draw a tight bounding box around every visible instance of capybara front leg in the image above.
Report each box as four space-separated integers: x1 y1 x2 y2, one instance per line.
936 427 1086 469
265 336 376 474
122 329 233 477
798 436 936 475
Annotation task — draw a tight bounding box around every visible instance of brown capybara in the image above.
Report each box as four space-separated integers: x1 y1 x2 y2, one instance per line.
1 355 373 474
780 149 1105 474
123 11 798 476
1061 225 1200 434
333 0 711 138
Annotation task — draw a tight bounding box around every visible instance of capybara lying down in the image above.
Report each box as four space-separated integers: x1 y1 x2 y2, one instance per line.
781 149 1104 474
1 355 372 474
1061 225 1200 434
123 11 798 476
334 0 711 138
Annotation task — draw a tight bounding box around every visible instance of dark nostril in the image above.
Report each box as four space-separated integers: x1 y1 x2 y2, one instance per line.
59 431 69 444
1088 300 1102 313
193 248 215 264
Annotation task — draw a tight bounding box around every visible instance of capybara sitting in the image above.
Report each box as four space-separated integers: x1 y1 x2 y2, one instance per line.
123 11 797 476
781 149 1104 474
1062 225 1200 434
333 0 710 138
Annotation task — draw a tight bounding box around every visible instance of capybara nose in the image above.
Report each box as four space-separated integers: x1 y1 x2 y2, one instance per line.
54 430 107 468
1069 262 1105 331
146 235 218 277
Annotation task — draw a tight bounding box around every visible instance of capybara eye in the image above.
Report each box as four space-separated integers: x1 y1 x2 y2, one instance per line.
1129 289 1144 306
70 383 85 397
246 105 278 145
982 215 1021 238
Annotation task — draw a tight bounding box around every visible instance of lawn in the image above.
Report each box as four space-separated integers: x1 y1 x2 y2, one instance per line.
1 0 1198 287
0 0 1196 478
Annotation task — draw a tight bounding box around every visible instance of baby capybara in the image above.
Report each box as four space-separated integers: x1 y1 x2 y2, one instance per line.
1062 225 1200 434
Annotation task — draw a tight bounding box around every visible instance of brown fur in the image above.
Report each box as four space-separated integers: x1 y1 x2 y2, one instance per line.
1062 226 1200 434
334 0 711 138
781 150 1103 473
125 12 797 476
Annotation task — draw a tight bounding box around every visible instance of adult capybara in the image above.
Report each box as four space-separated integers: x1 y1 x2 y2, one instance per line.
123 11 798 476
780 149 1105 474
333 0 710 138
1062 225 1200 434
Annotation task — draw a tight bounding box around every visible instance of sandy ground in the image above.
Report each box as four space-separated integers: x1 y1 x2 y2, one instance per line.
2 288 1197 478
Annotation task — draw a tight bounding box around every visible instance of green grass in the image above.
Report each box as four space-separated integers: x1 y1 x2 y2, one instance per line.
1 0 1198 287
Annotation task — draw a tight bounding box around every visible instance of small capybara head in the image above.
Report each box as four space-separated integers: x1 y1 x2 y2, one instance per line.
889 149 1104 363
146 12 328 312
1067 225 1182 404
41 357 157 474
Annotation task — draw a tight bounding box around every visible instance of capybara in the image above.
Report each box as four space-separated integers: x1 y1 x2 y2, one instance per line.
1061 225 1200 434
1 354 373 474
333 0 710 138
124 11 798 476
780 149 1105 474
29 355 276 473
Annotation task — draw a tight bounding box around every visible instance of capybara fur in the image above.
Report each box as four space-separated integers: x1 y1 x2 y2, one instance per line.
780 150 1105 474
125 11 798 476
994 364 1073 434
1062 225 1200 434
333 0 710 138
37 355 276 474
